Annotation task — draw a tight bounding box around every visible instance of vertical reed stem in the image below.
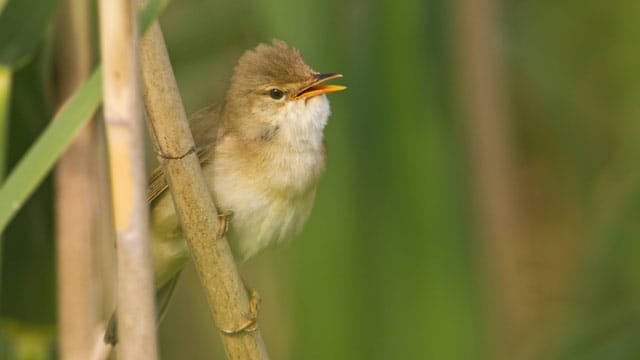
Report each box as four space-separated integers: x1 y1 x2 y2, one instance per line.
99 0 158 358
454 0 532 358
54 1 117 358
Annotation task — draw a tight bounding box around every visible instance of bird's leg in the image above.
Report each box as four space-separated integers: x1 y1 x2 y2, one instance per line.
220 282 261 335
213 210 261 334
216 210 234 239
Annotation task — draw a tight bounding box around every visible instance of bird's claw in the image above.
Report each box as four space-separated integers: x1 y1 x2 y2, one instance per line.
220 288 261 335
216 210 234 240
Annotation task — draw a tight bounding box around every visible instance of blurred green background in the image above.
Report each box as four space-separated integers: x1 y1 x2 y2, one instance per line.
2 0 640 359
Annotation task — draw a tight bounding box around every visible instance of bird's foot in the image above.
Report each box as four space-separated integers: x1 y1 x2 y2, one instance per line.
216 210 234 239
220 287 261 335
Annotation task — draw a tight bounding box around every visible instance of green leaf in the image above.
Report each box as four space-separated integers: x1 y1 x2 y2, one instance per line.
140 0 171 31
0 1 9 16
0 68 101 233
0 0 60 68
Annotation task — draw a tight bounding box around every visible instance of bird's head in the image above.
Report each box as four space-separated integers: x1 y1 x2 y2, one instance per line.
222 40 346 144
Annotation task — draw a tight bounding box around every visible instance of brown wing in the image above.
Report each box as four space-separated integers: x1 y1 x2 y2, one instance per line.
147 104 220 204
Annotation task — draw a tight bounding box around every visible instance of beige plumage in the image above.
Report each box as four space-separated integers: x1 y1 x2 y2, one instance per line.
149 39 345 293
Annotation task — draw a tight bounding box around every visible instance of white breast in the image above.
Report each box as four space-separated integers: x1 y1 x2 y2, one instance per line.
210 95 331 261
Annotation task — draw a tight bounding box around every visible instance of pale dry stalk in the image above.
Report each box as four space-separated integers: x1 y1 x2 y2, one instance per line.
99 0 158 358
54 0 114 358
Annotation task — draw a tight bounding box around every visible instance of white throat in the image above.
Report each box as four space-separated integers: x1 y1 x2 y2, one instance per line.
277 94 331 151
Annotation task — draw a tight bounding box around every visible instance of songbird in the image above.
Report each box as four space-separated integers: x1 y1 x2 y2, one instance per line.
106 39 345 344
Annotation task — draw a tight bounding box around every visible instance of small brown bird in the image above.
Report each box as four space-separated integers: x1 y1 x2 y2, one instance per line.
105 39 345 344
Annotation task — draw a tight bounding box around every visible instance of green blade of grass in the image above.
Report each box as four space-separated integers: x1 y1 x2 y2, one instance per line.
140 0 170 31
0 68 101 233
0 0 9 16
0 0 169 234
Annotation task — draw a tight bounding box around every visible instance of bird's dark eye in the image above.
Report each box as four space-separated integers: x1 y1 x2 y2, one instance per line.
269 88 284 100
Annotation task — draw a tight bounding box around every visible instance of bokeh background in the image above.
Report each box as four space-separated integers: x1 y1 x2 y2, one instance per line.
2 0 640 359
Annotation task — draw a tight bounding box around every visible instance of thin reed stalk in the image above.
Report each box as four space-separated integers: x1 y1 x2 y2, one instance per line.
99 0 158 358
54 0 115 358
454 0 531 358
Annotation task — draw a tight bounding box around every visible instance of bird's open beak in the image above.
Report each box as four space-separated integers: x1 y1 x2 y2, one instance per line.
292 73 347 100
